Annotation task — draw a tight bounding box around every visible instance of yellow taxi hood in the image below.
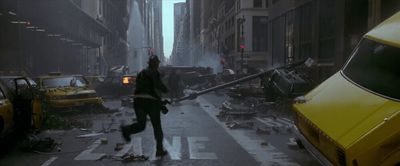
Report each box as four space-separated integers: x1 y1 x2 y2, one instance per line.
365 11 400 48
294 72 400 148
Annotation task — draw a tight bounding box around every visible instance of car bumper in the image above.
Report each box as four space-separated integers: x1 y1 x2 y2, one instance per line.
49 97 103 108
293 125 334 166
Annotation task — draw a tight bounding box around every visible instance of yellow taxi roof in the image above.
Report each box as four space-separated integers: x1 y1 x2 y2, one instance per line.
366 11 400 48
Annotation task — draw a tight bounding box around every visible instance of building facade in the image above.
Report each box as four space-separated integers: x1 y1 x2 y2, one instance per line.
170 2 190 66
267 0 400 84
128 0 164 73
233 0 269 73
0 0 130 76
172 0 269 73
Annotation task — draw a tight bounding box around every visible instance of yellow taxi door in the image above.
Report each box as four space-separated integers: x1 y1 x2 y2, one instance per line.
0 88 13 136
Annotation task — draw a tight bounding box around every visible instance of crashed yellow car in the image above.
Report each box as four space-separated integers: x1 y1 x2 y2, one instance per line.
38 74 102 109
293 12 400 166
0 76 43 139
0 83 14 138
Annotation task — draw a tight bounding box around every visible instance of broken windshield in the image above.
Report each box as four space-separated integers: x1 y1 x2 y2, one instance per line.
42 76 88 88
343 38 400 100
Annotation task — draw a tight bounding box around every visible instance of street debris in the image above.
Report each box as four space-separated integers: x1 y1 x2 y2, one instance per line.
287 137 299 149
76 132 104 138
80 128 89 132
100 138 108 144
113 112 123 117
256 127 271 135
113 153 149 162
260 142 269 146
43 114 93 130
20 135 61 153
114 143 124 151
226 121 254 129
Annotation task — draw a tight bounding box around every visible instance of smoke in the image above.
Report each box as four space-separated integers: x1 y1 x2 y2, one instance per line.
196 51 223 74
127 0 147 73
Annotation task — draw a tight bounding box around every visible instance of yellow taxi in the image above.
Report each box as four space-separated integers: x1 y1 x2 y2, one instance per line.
293 12 400 166
0 83 14 138
0 76 44 139
38 74 102 109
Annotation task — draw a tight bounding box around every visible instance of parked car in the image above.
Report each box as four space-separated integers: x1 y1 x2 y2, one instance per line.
0 75 43 139
37 73 102 110
293 12 400 166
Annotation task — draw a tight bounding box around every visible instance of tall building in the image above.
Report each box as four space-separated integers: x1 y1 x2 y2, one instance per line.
233 0 269 73
197 0 269 73
128 0 164 73
188 0 202 66
170 2 189 66
267 0 400 84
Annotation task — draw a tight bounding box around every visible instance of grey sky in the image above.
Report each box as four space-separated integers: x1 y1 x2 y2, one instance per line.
163 0 185 59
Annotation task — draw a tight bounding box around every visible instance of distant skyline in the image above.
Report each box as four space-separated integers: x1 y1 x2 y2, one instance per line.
162 0 185 59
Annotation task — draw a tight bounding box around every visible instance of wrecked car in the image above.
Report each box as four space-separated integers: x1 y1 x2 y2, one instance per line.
90 65 136 98
265 68 311 98
293 12 400 166
38 73 103 110
93 74 136 98
0 75 44 139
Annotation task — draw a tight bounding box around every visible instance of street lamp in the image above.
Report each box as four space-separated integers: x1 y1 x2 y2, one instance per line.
238 15 246 73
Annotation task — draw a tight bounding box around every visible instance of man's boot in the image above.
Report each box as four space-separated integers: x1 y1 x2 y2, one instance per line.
156 143 168 157
156 148 168 157
120 125 131 142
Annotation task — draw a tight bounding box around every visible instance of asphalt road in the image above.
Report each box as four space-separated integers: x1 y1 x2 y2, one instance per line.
0 93 320 166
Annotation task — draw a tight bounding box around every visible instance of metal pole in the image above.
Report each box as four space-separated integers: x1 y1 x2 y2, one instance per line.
240 15 245 73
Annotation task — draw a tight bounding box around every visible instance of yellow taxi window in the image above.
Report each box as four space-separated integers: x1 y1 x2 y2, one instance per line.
42 76 88 88
343 38 400 100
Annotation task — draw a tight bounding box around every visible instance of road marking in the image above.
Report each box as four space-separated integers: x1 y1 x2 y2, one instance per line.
74 139 106 160
255 117 293 127
255 117 282 127
197 96 299 166
164 136 182 160
188 137 217 160
41 157 58 166
276 118 293 126
133 137 143 155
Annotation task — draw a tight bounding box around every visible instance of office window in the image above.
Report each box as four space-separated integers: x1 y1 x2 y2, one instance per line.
319 0 336 62
254 0 262 8
253 16 268 52
237 0 241 11
299 3 313 60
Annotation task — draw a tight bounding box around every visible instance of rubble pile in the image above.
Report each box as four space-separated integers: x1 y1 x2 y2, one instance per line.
20 135 61 153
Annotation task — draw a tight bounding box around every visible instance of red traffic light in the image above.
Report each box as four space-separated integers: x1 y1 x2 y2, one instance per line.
240 44 245 49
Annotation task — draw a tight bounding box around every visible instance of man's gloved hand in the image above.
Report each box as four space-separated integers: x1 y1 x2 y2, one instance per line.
161 106 169 114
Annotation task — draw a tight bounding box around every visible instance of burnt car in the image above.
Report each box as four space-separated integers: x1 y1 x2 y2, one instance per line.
90 65 136 98
93 74 136 98
37 73 103 110
263 68 311 98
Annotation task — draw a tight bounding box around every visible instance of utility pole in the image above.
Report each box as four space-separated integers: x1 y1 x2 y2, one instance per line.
238 15 246 73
